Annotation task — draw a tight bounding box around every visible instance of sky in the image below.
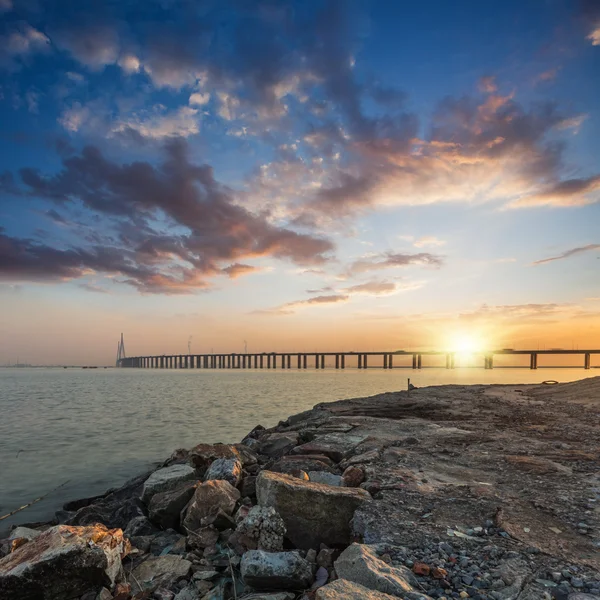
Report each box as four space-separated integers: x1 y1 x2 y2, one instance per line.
0 0 599 365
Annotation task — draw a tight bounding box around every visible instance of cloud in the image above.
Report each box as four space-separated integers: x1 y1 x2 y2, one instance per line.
8 139 334 293
58 102 90 132
413 236 445 248
78 282 110 294
221 263 259 278
306 286 334 293
255 293 349 316
189 92 210 106
534 68 560 85
112 106 200 140
348 251 444 275
581 0 600 45
478 76 497 93
511 174 600 207
532 244 600 265
0 23 50 68
53 22 120 70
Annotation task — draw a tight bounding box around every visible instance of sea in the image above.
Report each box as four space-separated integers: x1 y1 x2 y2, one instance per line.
0 366 597 533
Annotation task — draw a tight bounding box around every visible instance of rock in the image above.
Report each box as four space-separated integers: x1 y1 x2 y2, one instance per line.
568 595 600 599
270 456 338 476
141 464 197 504
234 444 260 466
342 466 365 487
240 593 295 600
96 588 113 600
315 579 398 599
204 458 243 487
113 582 131 599
189 443 240 473
149 530 187 555
241 550 313 590
187 525 219 550
181 480 240 532
256 470 370 549
130 554 192 594
0 524 129 599
308 472 343 486
174 585 200 600
237 506 286 552
149 480 199 530
8 527 41 541
258 433 300 458
317 548 337 568
334 543 420 598
124 515 158 537
340 450 380 470
241 476 258 498
292 433 368 463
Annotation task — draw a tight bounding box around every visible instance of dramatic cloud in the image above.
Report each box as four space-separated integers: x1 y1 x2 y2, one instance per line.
533 244 600 265
4 139 334 292
511 175 600 207
111 106 200 140
221 263 259 278
348 251 444 275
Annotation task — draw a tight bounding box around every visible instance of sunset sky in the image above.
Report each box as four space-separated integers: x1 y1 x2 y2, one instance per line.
0 0 599 365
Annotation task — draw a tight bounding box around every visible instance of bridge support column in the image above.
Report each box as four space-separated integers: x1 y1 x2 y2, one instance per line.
341 354 345 369
260 355 264 368
335 354 340 369
297 354 301 369
267 355 271 369
412 354 417 369
302 354 306 369
382 354 387 369
585 353 591 369
389 354 393 369
320 354 325 369
363 354 368 369
358 354 362 369
287 354 291 369
417 354 422 369
530 353 538 369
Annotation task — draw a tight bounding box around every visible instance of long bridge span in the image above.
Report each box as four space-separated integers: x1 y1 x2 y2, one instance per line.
118 349 599 370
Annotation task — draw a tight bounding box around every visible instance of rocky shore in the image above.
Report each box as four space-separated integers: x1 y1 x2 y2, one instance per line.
1 378 599 600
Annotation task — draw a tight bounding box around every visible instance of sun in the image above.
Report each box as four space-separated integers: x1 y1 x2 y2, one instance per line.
449 333 484 354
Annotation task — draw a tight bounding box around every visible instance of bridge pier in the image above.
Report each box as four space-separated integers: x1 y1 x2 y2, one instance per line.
341 354 345 369
382 354 387 369
530 353 538 369
412 354 417 369
417 354 422 369
358 354 362 369
585 352 591 369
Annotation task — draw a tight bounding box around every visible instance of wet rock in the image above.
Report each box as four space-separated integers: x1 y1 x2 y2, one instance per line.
8 527 41 541
342 466 365 487
256 470 370 549
241 550 313 590
334 543 421 598
259 432 300 458
148 480 199 530
141 464 197 504
181 480 240 532
124 515 158 537
270 456 338 476
308 472 343 486
315 579 398 599
0 524 129 599
204 458 243 487
189 443 240 473
131 554 192 594
236 506 286 552
292 433 368 463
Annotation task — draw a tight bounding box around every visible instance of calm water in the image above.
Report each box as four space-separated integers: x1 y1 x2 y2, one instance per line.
0 367 597 532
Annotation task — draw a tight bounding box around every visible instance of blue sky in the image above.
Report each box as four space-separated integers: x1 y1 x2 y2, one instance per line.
0 0 599 363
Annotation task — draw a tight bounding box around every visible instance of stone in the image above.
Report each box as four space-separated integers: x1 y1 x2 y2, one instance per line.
0 524 129 599
241 475 258 498
204 458 243 487
413 562 430 576
308 472 343 486
8 527 41 541
149 480 199 530
181 480 240 532
292 433 368 463
241 550 313 590
187 525 219 550
270 456 338 476
343 466 365 487
174 585 200 600
96 588 113 600
317 548 337 568
131 554 192 594
189 443 240 473
316 579 398 599
240 594 295 600
568 595 600 599
141 464 197 504
334 543 420 598
149 530 187 556
237 506 287 552
256 470 370 549
124 515 158 537
258 432 300 458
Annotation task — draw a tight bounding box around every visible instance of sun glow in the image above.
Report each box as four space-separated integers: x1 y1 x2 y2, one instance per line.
449 333 485 354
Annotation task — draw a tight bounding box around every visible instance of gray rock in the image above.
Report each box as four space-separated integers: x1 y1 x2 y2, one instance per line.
124 515 158 537
256 470 370 549
259 432 300 458
568 594 600 600
148 479 199 530
141 464 197 504
131 554 192 594
334 543 422 598
292 433 368 462
181 479 240 532
0 524 129 599
241 550 313 590
236 506 287 552
8 527 41 541
316 579 398 599
96 588 113 600
308 472 343 486
270 456 338 476
240 594 295 600
174 585 200 600
205 458 243 487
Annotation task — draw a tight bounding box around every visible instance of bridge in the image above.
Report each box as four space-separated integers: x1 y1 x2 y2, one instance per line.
117 349 600 370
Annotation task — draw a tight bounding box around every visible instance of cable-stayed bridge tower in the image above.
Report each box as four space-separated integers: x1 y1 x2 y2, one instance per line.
116 333 126 367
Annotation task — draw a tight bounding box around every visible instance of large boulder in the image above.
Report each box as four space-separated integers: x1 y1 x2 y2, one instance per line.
0 524 129 600
130 555 191 594
204 458 243 487
240 550 313 590
316 579 398 599
141 465 197 504
308 472 342 486
236 506 286 552
291 433 368 463
148 480 199 530
258 433 299 458
189 443 239 473
334 544 425 598
256 471 370 549
270 456 338 476
181 480 240 532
